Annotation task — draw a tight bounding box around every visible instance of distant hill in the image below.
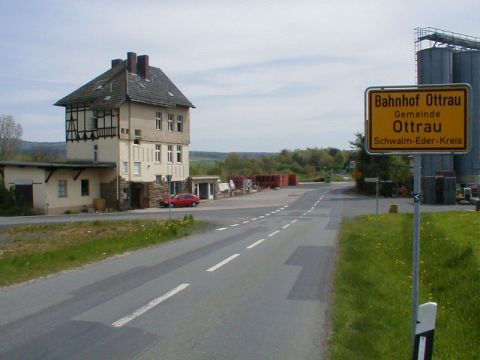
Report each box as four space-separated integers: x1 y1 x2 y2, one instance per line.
17 141 275 163
190 151 276 165
19 141 67 159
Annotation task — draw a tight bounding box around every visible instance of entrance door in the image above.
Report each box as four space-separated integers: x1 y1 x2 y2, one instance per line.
15 185 33 208
130 184 143 209
198 183 209 199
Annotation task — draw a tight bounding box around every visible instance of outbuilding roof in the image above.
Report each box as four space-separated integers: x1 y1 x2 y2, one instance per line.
0 160 115 170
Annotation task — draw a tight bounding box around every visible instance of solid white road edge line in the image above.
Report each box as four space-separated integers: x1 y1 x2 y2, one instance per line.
268 230 280 237
112 283 190 328
247 239 265 249
206 254 240 272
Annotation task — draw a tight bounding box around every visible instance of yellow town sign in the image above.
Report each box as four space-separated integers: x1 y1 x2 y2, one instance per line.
366 85 471 154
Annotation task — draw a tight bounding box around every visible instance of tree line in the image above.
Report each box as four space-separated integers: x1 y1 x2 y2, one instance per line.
190 147 353 181
191 133 411 194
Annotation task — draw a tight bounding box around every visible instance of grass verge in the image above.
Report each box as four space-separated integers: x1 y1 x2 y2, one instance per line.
329 212 480 359
0 216 208 288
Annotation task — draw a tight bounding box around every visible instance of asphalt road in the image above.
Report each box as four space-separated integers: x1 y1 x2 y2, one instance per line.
0 182 474 359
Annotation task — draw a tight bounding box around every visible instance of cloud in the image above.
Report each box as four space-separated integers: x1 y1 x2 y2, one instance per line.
0 89 63 105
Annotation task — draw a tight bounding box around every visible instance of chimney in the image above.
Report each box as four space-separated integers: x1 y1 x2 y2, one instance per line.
137 55 149 79
127 52 137 74
111 58 123 68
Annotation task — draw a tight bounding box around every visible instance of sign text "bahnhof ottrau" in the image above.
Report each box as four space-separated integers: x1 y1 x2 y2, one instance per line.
367 86 470 153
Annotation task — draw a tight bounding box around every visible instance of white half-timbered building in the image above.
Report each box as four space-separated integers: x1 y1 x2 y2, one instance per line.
1 52 195 214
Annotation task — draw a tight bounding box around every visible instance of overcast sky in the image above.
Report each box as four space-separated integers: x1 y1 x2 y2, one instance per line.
0 0 479 152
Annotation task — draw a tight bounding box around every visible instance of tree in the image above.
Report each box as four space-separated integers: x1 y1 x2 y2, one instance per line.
334 151 347 168
0 114 22 160
349 132 411 195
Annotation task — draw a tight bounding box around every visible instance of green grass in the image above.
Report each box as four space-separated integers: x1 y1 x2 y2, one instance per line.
330 212 480 359
0 217 208 287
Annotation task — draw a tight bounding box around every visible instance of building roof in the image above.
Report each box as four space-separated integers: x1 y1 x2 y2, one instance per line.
55 53 195 110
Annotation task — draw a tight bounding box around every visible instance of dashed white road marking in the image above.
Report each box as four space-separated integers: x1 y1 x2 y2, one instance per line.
282 224 290 229
259 215 265 219
251 218 258 221
112 283 190 328
231 224 239 227
242 220 250 224
247 239 265 249
265 213 271 216
206 254 240 272
268 230 280 237
291 219 298 224
216 227 228 231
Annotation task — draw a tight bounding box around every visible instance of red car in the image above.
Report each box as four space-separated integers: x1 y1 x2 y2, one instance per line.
160 193 200 208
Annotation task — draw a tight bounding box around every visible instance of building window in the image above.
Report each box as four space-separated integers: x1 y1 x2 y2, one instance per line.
155 144 161 162
134 129 141 145
58 180 67 198
91 111 98 129
177 115 183 132
81 179 89 196
134 162 141 175
155 112 162 130
170 181 182 195
176 146 182 163
167 145 173 162
93 144 98 162
168 114 174 132
155 175 162 184
123 161 128 174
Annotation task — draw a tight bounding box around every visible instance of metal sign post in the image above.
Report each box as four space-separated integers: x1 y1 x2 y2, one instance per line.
411 154 422 358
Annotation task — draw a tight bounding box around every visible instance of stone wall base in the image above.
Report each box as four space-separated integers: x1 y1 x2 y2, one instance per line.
100 177 187 210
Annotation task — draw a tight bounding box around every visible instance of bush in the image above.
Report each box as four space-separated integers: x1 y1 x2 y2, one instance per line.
0 184 33 216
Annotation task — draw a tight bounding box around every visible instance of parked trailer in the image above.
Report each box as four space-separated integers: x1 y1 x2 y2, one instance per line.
255 174 290 189
288 174 299 186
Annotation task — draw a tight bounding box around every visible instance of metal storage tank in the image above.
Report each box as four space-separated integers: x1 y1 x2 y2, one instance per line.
453 51 480 184
443 177 457 205
417 47 455 176
422 176 437 204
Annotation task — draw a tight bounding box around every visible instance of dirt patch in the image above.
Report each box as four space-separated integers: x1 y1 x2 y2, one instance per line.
0 221 152 258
